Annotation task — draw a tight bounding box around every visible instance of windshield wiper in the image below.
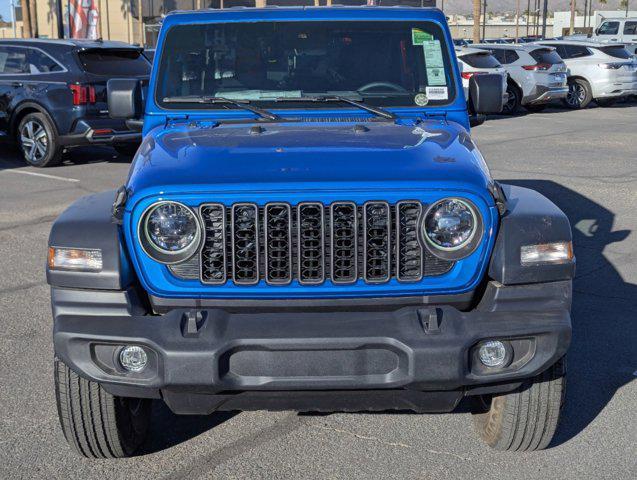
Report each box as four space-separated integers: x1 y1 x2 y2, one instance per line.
162 96 280 121
273 96 396 120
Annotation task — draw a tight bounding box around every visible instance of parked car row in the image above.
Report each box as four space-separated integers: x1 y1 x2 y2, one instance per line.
456 38 637 112
0 39 150 166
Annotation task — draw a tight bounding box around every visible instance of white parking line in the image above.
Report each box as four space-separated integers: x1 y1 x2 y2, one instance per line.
1 169 80 183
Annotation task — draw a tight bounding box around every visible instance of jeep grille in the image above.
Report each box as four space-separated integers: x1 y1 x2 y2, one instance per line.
171 201 454 285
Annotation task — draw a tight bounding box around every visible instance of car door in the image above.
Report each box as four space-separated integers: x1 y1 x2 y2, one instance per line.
623 21 637 44
0 45 29 137
595 20 621 42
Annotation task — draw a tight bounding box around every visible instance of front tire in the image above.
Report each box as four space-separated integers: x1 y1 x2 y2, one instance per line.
54 357 151 458
471 357 566 451
503 82 521 115
563 78 592 109
17 112 62 167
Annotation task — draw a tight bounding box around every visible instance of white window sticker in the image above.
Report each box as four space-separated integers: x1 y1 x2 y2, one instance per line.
425 86 448 101
426 67 446 86
422 40 447 86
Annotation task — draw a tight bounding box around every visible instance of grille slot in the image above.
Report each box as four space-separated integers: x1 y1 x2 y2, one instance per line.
188 200 455 286
200 204 227 284
363 201 391 283
396 201 424 282
297 203 325 285
330 202 359 284
264 203 292 285
231 203 259 285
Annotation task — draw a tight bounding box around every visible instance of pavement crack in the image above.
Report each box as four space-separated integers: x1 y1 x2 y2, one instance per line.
313 424 476 462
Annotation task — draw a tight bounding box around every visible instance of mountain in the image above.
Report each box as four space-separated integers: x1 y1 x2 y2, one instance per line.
438 1 630 15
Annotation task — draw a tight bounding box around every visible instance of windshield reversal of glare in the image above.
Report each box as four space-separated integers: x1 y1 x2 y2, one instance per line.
156 21 455 109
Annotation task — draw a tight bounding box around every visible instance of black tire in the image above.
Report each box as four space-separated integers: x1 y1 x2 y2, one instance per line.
502 82 521 115
54 357 151 458
595 98 616 108
114 144 139 157
17 112 63 167
562 78 592 109
471 357 566 451
524 104 547 113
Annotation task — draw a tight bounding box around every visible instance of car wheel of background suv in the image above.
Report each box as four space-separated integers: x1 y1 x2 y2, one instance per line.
471 356 566 451
54 357 151 458
563 78 592 109
503 82 521 115
17 112 63 167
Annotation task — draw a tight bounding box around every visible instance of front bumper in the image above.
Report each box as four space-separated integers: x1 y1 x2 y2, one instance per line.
58 118 141 148
52 280 571 414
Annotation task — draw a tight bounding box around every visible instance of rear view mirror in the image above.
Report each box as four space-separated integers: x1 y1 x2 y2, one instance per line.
107 79 143 120
469 74 504 115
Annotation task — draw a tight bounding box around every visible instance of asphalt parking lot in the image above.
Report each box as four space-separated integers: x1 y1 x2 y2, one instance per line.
1 104 636 479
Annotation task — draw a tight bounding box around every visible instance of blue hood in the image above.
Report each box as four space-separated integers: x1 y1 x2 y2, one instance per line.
126 119 494 204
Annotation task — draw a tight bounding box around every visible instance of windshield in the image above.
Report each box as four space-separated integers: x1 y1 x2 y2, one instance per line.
155 20 456 110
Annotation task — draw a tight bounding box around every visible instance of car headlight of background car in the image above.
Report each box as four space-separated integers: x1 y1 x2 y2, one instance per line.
139 201 201 264
422 198 483 261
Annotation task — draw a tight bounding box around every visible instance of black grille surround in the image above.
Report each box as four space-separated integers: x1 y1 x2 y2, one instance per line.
170 201 455 286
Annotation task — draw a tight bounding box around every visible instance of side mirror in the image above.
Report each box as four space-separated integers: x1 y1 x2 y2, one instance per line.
469 74 504 115
107 79 143 120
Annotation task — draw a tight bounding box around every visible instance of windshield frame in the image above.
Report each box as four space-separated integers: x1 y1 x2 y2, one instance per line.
153 18 459 113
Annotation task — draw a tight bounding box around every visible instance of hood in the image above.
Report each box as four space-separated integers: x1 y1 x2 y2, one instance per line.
127 119 494 202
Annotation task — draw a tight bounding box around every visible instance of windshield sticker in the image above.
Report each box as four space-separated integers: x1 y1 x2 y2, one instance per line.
414 93 429 106
412 28 434 45
425 86 448 101
423 40 447 86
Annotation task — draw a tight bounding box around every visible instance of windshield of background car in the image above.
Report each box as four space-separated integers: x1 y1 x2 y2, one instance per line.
460 52 501 68
597 45 633 59
78 49 150 75
155 20 457 109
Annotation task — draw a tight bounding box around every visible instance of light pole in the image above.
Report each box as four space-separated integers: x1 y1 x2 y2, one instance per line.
10 0 17 37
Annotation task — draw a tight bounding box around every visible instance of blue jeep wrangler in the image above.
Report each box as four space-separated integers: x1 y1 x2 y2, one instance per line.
47 7 573 457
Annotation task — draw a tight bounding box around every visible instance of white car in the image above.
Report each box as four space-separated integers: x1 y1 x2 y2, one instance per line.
592 17 637 44
472 43 568 114
536 40 637 108
455 47 508 112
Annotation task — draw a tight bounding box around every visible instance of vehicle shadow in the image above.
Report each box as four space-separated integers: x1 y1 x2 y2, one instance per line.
0 145 132 169
139 401 238 455
500 179 636 447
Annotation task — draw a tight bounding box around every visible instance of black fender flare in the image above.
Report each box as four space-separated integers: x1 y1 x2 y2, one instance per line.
10 100 59 138
47 190 136 290
489 184 575 285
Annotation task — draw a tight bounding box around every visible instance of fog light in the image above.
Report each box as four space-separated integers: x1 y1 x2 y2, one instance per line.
119 346 147 372
478 340 507 368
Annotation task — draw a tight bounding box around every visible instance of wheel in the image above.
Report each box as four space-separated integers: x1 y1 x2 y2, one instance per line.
471 357 566 451
595 98 616 107
524 104 547 113
114 144 139 157
502 83 521 115
563 78 592 109
54 357 151 458
17 112 62 167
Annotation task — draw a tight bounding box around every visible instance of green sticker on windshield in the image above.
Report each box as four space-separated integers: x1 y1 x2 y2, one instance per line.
412 28 434 45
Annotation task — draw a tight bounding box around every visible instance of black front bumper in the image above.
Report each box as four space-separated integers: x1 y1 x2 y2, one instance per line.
52 281 571 414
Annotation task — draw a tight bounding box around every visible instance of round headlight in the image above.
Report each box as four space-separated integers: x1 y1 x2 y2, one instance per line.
423 198 482 260
140 201 201 264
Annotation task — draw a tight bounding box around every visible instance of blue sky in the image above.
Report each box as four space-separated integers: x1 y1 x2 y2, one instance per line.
0 0 15 23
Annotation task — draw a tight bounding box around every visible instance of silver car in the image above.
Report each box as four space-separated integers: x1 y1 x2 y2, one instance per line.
536 40 637 108
472 43 568 114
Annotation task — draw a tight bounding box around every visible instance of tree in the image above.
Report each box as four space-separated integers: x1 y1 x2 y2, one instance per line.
473 0 481 44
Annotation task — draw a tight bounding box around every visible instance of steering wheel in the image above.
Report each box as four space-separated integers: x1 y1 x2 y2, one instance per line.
357 81 409 93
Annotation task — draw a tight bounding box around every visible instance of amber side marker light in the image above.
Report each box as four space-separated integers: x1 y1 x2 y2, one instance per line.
520 241 573 266
48 247 103 272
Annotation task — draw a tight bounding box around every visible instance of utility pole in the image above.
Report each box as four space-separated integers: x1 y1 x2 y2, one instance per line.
10 0 17 37
526 0 530 36
515 0 520 42
472 0 481 44
482 0 487 41
541 0 548 39
56 0 64 38
570 0 576 36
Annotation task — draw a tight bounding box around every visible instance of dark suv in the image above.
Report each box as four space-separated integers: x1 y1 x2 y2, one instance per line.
0 39 150 167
